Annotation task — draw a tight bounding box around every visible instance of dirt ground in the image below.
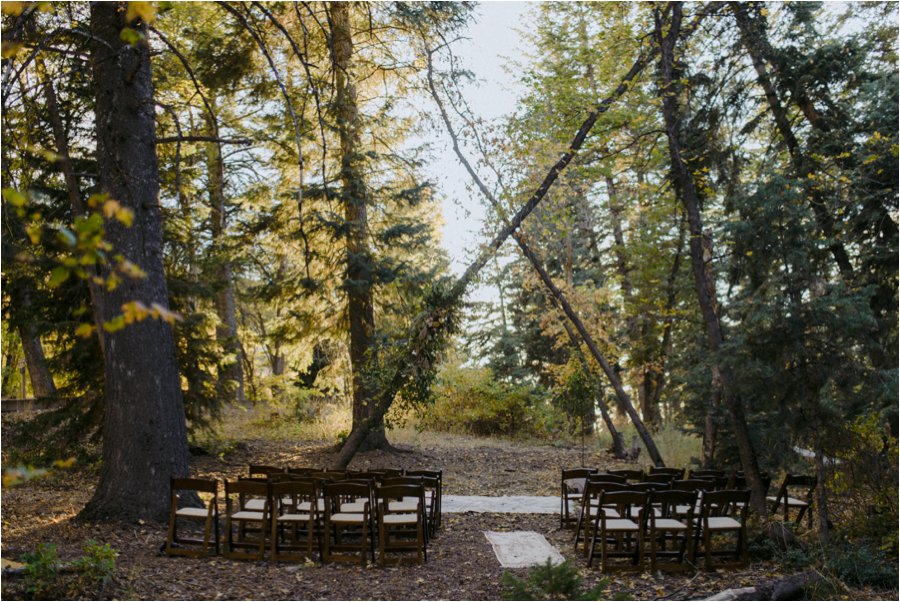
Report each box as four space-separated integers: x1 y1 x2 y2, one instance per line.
1 420 891 600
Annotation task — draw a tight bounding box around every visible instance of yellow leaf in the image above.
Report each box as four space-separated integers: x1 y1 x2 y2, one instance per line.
1 41 23 59
87 193 108 209
103 315 126 333
75 323 96 338
1 2 26 16
126 1 156 24
52 457 77 469
102 199 122 219
116 207 135 227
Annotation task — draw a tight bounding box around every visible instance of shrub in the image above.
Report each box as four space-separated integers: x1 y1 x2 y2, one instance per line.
501 559 625 601
22 543 58 600
421 364 547 437
19 540 117 600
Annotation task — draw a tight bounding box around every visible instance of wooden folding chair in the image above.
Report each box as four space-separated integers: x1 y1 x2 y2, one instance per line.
270 480 322 563
224 479 270 560
606 468 645 482
561 468 597 529
587 490 646 572
322 481 374 565
248 464 282 477
646 489 697 572
649 467 685 479
382 476 438 540
768 474 815 528
692 489 750 570
375 484 427 566
574 479 626 554
165 477 219 557
406 469 443 533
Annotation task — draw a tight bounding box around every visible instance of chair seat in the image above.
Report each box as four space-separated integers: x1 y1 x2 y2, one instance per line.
382 514 419 525
389 501 419 512
230 510 265 521
653 518 689 530
703 516 742 530
341 502 367 513
296 499 323 511
601 518 640 531
329 512 367 523
176 507 211 518
244 498 278 511
276 512 313 522
767 495 809 507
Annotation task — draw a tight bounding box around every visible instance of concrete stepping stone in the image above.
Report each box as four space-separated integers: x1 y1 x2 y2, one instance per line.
484 530 565 568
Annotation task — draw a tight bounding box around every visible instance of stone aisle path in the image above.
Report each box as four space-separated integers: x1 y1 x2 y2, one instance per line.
442 494 559 514
441 495 564 568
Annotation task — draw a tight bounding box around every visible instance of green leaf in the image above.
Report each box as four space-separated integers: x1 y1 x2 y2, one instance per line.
119 27 144 46
2 188 27 207
48 266 70 288
102 315 126 333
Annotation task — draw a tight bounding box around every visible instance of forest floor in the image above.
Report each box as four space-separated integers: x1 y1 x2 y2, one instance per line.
1 408 893 601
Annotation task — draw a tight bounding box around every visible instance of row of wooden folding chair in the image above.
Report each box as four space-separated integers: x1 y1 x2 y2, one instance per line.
166 474 432 566
247 465 443 535
579 486 751 573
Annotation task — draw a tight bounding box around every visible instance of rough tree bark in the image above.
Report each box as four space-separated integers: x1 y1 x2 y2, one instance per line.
656 2 767 514
330 3 390 451
204 108 245 404
81 1 191 522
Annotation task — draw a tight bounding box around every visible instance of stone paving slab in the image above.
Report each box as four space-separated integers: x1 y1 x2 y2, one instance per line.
483 530 565 568
443 495 559 514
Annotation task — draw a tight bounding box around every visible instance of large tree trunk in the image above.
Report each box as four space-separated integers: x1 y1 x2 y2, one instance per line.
81 2 191 522
656 2 767 514
205 109 245 404
331 3 389 452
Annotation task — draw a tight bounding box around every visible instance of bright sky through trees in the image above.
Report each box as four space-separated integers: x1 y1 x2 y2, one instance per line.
430 2 530 284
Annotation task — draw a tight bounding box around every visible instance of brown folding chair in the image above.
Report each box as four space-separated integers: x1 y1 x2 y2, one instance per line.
322 481 374 565
248 464 282 477
692 489 750 570
646 489 697 572
382 476 438 540
270 480 321 563
587 490 646 572
375 484 427 566
574 479 626 554
165 477 219 557
224 479 270 560
561 468 597 528
649 467 685 479
606 468 645 482
406 469 443 533
768 474 816 528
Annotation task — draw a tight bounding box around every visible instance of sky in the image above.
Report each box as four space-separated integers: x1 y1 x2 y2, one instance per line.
426 2 533 288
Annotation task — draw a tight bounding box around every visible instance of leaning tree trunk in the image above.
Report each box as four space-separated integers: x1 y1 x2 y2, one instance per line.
331 3 390 452
18 323 55 398
81 2 191 522
334 41 663 469
656 2 767 514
